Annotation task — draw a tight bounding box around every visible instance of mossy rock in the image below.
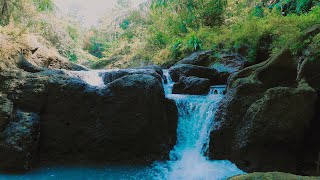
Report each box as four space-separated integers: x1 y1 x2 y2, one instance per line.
230 172 320 180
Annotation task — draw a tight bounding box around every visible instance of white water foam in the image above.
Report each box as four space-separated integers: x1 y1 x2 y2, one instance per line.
0 69 244 180
66 70 107 88
163 70 174 95
154 70 245 180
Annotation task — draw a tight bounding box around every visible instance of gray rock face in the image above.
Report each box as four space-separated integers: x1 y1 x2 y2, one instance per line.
0 110 40 172
169 64 220 84
171 51 247 87
172 76 211 95
0 60 177 172
0 95 13 131
137 65 164 79
35 74 174 164
100 69 163 85
209 47 319 174
177 50 213 67
210 53 247 73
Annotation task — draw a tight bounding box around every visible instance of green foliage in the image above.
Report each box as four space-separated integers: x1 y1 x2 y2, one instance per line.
275 0 314 15
86 36 106 58
149 31 168 48
67 51 78 62
151 0 170 8
0 0 23 26
68 26 79 41
186 34 202 52
200 0 227 26
171 40 182 59
255 0 316 16
33 0 54 12
90 0 320 68
309 33 320 61
120 19 130 30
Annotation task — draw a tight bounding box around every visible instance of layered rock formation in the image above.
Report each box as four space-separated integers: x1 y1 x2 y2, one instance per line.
0 51 177 172
209 25 320 175
167 50 247 95
172 76 211 95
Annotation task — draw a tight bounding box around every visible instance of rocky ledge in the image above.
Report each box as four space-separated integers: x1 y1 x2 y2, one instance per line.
0 53 177 172
230 172 319 180
209 25 320 175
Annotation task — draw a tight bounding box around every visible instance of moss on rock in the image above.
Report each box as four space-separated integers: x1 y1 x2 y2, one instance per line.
230 172 319 180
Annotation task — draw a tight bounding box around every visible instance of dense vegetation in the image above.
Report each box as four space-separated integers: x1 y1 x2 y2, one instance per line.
88 0 320 68
1 0 319 68
0 0 94 63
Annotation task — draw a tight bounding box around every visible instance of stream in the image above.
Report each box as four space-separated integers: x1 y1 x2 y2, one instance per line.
0 70 245 180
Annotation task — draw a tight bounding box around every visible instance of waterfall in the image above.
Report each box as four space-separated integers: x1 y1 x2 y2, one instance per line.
152 70 244 180
163 70 174 94
66 70 106 88
209 85 226 95
68 69 245 179
0 69 245 179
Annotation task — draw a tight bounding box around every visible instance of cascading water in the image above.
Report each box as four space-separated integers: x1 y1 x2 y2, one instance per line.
163 70 174 94
209 85 227 95
65 70 110 88
150 70 244 180
0 69 245 180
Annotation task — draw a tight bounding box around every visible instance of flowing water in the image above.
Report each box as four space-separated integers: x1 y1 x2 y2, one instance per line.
151 70 244 180
0 70 245 180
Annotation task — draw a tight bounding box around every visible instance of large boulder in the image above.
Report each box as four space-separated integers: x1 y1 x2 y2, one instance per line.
177 50 213 66
169 64 226 84
177 50 247 72
0 58 177 172
37 74 173 163
172 76 211 95
209 47 319 174
171 51 247 85
234 83 316 172
100 69 163 84
137 65 164 79
296 25 320 174
210 53 247 73
0 110 40 172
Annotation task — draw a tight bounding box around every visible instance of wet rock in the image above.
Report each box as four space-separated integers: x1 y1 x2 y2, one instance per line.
169 64 224 84
209 47 319 174
0 70 50 112
177 50 213 67
36 73 174 164
299 60 320 91
165 98 178 137
0 94 13 131
0 63 177 171
137 65 164 79
172 76 211 95
0 110 40 172
100 69 163 84
235 83 316 172
167 51 246 83
230 172 317 180
210 53 247 73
